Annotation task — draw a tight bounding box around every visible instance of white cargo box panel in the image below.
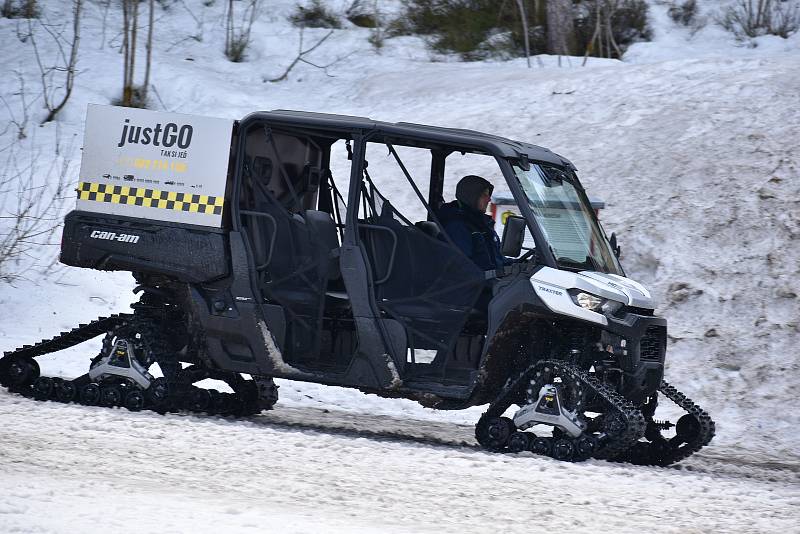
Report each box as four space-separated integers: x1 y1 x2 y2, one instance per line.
77 104 233 227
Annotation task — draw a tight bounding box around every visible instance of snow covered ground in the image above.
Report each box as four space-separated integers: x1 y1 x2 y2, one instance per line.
2 395 799 534
1 0 799 531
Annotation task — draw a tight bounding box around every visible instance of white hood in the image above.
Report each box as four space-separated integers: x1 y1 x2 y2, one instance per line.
577 271 654 309
529 267 655 325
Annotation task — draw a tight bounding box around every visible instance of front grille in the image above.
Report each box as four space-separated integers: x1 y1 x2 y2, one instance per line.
639 325 665 361
614 305 654 318
560 322 599 360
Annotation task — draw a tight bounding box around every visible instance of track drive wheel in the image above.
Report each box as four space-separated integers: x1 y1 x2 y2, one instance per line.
212 392 234 415
530 436 552 456
124 389 146 411
32 376 54 400
147 378 170 412
507 431 532 453
552 438 575 461
254 376 279 412
101 385 123 407
80 383 102 405
1 356 40 387
675 414 702 442
56 381 78 403
476 416 515 451
184 387 211 412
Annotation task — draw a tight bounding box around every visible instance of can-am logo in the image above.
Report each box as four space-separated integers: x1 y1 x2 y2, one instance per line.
118 118 193 149
90 230 140 244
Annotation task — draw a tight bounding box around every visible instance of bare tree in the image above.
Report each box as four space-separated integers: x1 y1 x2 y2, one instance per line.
547 0 576 64
120 0 154 107
266 28 349 82
225 0 259 62
143 0 154 94
0 136 72 282
514 0 532 68
0 72 30 140
720 0 800 38
368 0 384 50
98 0 110 48
1 0 39 18
166 0 206 50
26 0 82 124
121 0 138 106
582 0 623 65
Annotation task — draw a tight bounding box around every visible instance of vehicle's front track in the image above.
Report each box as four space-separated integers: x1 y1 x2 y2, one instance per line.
474 359 714 465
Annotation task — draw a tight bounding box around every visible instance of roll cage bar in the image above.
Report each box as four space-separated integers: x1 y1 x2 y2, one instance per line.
233 110 582 269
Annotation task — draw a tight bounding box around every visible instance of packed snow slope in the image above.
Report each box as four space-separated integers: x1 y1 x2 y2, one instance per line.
2 394 799 534
0 0 798 486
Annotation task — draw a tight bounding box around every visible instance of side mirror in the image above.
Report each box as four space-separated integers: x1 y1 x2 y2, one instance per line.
501 215 526 257
609 232 622 259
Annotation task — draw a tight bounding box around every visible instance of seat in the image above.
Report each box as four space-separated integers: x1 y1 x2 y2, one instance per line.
414 220 441 239
303 209 350 305
304 209 341 280
359 204 483 353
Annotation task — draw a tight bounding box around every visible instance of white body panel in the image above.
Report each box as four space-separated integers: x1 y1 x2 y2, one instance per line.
530 266 655 325
577 271 654 308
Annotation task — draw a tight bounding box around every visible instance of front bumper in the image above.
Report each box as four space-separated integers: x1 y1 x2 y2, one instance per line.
601 311 667 403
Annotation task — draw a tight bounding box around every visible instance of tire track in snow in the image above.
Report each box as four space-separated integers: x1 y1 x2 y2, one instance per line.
2 391 799 533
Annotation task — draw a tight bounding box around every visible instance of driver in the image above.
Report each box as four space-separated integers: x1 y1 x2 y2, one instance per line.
437 175 511 271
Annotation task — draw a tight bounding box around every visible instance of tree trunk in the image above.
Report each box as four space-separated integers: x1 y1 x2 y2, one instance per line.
122 0 130 106
515 0 531 67
532 0 547 27
142 0 154 104
225 0 233 58
129 0 138 95
546 0 576 56
42 0 82 123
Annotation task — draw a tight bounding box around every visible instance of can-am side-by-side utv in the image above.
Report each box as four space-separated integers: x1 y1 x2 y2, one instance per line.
0 105 714 465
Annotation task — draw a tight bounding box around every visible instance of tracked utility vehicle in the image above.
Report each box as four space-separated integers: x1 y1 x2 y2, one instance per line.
0 106 714 465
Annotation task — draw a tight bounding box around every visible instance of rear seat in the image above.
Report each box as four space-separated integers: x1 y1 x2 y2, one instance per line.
414 220 442 239
303 209 345 298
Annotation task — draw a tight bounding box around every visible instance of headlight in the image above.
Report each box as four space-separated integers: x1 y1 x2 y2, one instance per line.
569 290 624 315
575 292 602 311
601 299 624 315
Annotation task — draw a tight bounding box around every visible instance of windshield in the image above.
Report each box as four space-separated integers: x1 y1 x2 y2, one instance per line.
512 162 624 276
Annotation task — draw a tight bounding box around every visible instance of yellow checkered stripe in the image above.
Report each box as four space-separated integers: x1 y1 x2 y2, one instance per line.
77 182 224 215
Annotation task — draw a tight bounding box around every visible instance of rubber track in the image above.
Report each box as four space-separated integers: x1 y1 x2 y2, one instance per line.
576 364 647 460
3 315 710 465
1 311 275 418
3 314 133 360
478 360 647 460
9 375 263 417
657 380 716 464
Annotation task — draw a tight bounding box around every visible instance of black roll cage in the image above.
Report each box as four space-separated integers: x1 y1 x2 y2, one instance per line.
231 111 580 270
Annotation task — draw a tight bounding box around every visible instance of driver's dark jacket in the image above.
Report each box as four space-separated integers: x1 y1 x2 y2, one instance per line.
437 200 508 271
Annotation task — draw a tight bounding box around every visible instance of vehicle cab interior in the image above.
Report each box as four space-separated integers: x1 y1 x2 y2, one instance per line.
234 114 522 390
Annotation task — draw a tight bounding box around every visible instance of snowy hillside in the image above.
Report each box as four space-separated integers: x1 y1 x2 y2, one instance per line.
1 0 799 531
